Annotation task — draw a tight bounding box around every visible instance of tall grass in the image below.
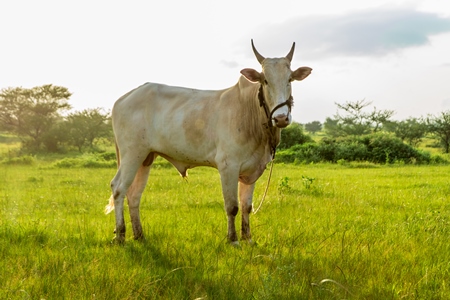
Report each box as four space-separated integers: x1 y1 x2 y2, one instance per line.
1 163 449 299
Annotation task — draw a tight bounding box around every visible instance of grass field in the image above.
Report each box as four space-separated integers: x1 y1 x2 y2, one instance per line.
1 161 450 299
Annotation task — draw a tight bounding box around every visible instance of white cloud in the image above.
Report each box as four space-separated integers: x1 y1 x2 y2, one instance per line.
246 7 450 60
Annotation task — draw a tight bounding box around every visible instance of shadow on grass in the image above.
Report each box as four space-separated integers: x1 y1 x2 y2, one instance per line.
118 232 246 299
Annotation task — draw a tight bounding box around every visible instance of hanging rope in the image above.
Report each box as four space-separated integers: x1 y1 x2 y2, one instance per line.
253 159 274 214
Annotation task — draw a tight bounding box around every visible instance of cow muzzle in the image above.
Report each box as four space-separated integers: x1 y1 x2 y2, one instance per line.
273 114 290 128
268 96 294 128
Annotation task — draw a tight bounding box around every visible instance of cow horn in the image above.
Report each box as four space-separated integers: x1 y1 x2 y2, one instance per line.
286 42 296 62
251 39 265 64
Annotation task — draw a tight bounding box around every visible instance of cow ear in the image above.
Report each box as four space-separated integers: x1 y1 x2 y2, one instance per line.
291 67 312 81
241 68 262 83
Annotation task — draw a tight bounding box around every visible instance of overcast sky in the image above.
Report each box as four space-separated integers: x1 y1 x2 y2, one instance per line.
1 0 450 123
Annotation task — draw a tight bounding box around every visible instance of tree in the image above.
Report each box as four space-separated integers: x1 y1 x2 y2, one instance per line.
304 121 322 134
335 99 373 135
0 85 72 151
65 108 112 152
323 117 342 137
427 111 450 153
41 118 71 152
279 122 312 149
324 99 394 137
387 118 427 147
367 106 396 133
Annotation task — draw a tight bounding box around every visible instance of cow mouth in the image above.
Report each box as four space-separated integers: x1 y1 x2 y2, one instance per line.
273 114 290 128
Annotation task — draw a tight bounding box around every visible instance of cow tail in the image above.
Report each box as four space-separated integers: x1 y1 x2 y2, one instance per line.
105 195 115 214
104 140 120 214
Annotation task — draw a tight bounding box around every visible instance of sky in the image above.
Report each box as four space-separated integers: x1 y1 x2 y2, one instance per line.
1 0 450 123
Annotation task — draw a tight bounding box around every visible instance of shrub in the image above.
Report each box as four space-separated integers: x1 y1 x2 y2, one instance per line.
366 133 430 164
317 138 337 162
98 152 117 161
279 122 313 149
53 154 116 168
276 143 321 164
430 154 449 164
1 155 36 165
81 157 116 168
335 141 368 162
277 133 434 164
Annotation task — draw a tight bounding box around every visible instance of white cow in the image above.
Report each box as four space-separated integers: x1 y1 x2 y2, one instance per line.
105 40 312 244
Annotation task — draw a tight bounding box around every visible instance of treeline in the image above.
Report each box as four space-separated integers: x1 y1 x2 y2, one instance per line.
0 85 111 153
279 99 450 164
1 85 450 164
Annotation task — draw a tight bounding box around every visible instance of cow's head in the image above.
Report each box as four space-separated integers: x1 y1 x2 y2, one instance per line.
241 40 312 128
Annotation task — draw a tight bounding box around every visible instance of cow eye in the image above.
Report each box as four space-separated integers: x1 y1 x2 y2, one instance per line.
264 79 268 85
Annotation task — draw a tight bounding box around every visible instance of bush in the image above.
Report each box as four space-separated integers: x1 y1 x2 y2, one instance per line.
277 133 435 164
335 141 368 162
430 154 449 164
53 158 79 168
276 143 321 164
98 152 117 161
1 155 36 165
316 138 336 162
279 122 313 149
53 154 116 168
366 133 430 164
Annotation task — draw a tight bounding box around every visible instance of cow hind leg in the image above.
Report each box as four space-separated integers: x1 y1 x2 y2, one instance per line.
239 182 255 243
126 162 152 240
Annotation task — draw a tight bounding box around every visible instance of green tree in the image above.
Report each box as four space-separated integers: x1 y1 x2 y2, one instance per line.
66 108 112 152
427 111 450 153
279 122 312 149
304 121 322 134
324 99 394 137
386 118 427 147
0 84 72 151
41 118 71 152
323 117 342 137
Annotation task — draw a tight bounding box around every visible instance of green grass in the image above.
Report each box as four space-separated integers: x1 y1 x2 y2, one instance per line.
1 163 450 299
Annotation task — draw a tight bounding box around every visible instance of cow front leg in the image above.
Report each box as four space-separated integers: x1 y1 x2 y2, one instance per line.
218 164 240 245
108 169 126 243
112 192 126 243
108 159 142 243
227 205 239 245
239 182 255 243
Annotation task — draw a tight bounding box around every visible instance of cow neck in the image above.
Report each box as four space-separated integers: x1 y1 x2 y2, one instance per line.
258 84 280 159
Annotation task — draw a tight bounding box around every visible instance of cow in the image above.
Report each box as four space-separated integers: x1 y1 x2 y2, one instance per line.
105 40 312 245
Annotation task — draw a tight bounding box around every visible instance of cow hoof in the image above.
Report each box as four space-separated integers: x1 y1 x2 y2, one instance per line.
246 239 257 246
111 236 125 245
230 240 241 248
133 234 145 241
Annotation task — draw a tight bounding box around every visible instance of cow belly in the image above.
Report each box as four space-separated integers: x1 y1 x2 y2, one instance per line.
159 151 267 184
155 149 216 177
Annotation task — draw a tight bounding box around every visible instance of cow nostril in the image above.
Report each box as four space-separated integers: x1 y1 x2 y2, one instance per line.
274 115 288 122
